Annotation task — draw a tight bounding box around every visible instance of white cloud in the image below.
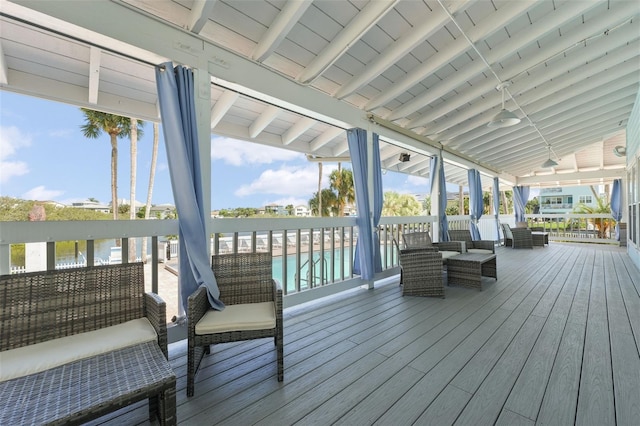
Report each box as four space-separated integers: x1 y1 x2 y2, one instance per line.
0 125 32 160
48 128 74 138
407 175 429 186
266 196 309 207
235 164 336 197
0 161 29 184
22 185 64 201
211 137 302 166
0 126 32 183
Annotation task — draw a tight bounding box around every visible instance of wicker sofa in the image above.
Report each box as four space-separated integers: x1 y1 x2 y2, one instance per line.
0 263 176 425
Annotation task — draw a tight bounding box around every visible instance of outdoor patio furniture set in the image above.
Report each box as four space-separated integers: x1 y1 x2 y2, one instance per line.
0 263 177 425
500 223 550 249
0 252 285 422
397 230 498 297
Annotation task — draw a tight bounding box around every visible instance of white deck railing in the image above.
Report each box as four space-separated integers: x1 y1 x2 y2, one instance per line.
1 212 617 309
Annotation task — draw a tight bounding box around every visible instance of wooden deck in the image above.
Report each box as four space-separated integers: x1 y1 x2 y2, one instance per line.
95 242 640 425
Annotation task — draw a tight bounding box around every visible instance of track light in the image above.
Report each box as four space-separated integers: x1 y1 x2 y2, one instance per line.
487 82 521 128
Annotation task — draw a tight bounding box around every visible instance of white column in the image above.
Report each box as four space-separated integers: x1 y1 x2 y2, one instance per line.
366 128 375 289
430 155 442 242
195 63 212 255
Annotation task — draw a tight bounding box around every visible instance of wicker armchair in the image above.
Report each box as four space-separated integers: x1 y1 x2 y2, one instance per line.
500 223 533 249
402 231 465 264
448 229 495 254
398 248 444 297
187 253 283 397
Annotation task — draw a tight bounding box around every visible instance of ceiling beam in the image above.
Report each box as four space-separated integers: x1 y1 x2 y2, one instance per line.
282 117 315 145
517 169 625 185
210 89 238 128
249 105 280 138
309 127 344 151
187 0 217 34
365 0 536 111
442 72 638 146
0 42 8 84
404 1 628 129
88 46 101 104
252 0 312 62
334 0 471 99
429 49 639 141
296 0 397 84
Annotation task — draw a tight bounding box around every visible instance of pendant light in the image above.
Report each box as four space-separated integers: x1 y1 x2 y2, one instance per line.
487 82 521 128
541 146 558 168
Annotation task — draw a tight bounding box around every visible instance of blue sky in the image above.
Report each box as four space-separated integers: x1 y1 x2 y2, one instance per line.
1 91 432 210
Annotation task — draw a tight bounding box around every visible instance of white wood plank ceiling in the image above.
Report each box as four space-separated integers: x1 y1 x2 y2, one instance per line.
1 0 637 189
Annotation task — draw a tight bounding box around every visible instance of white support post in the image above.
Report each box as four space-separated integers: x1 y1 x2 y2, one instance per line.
431 154 442 242
195 63 212 255
366 128 375 289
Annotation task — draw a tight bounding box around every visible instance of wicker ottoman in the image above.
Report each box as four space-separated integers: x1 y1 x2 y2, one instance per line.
446 253 497 290
532 231 549 247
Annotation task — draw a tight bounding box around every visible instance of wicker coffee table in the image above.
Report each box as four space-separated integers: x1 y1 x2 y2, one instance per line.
447 253 497 290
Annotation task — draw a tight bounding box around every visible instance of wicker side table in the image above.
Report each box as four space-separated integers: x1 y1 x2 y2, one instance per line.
446 253 497 290
399 248 444 297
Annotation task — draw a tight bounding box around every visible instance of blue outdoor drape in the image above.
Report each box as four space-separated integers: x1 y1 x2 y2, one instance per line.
430 154 450 241
346 128 383 280
468 169 483 240
513 185 530 223
493 177 501 241
155 62 224 312
611 178 623 241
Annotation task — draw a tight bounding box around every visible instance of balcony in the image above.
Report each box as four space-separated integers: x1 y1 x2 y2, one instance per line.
76 241 638 425
2 216 638 424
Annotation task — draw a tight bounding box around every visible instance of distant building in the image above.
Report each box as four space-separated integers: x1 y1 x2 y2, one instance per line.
264 204 287 215
71 200 110 214
539 186 601 214
149 204 176 219
294 205 310 217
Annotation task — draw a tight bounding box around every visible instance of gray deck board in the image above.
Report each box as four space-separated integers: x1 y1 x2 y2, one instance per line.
90 242 639 426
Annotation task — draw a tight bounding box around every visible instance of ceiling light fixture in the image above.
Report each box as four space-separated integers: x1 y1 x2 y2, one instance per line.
613 145 626 157
399 152 411 162
487 82 521 128
541 147 558 168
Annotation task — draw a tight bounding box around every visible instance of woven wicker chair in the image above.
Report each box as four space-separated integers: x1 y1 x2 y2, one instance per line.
402 231 465 264
187 252 283 397
397 248 444 297
447 229 495 254
500 223 533 249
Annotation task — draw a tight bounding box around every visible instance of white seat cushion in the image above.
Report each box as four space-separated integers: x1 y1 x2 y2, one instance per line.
0 318 157 382
468 248 493 254
439 250 461 260
195 302 276 335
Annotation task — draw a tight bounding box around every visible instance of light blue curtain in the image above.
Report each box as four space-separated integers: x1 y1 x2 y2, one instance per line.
611 178 623 241
347 128 383 280
430 154 449 241
513 185 530 223
493 177 501 241
468 169 483 240
155 62 224 312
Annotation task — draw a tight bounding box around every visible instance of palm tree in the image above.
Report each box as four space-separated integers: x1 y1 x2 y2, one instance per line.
382 191 422 216
142 122 159 263
309 189 338 217
80 109 144 220
573 194 612 238
329 167 354 217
